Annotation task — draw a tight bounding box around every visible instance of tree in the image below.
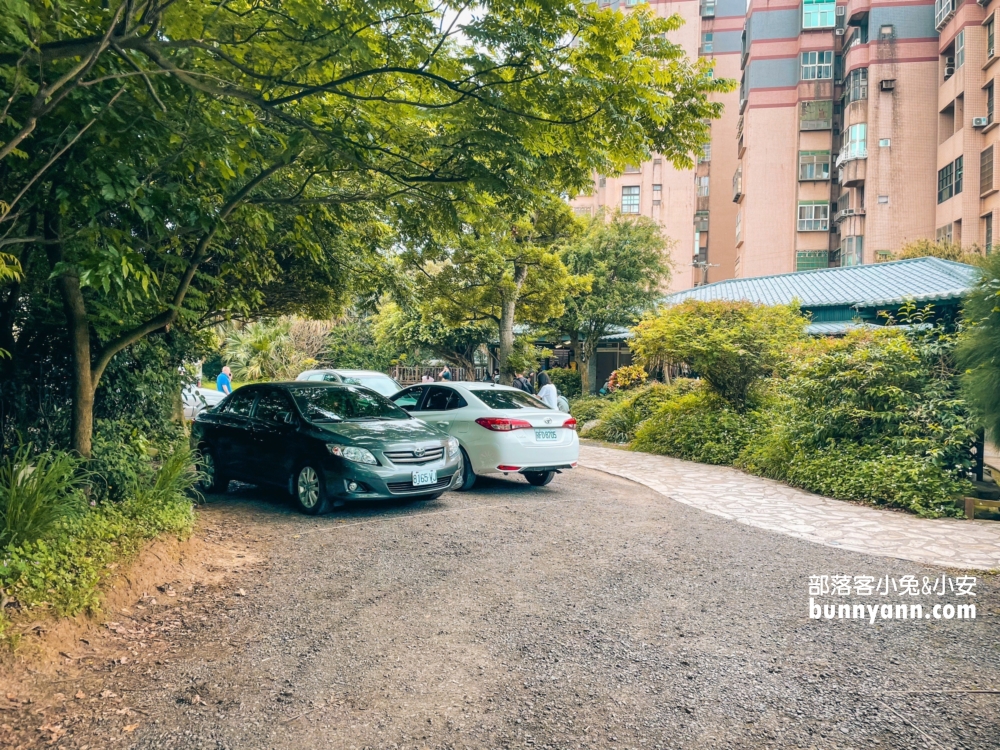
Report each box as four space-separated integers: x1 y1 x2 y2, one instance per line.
631 301 807 410
554 210 670 394
896 238 985 266
403 198 589 381
373 303 492 372
1 0 731 455
957 252 1000 440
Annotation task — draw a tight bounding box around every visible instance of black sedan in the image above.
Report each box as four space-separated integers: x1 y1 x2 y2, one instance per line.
191 382 464 514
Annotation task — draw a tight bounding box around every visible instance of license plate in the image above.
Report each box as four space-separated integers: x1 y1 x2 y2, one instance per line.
535 429 558 442
412 469 438 486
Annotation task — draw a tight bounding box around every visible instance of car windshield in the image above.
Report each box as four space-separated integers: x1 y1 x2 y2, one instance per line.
474 388 549 410
290 386 410 422
340 375 402 397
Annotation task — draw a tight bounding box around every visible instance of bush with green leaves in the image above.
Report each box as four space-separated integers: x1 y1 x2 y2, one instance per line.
570 396 612 427
632 388 761 465
958 251 1000 442
737 324 974 516
632 300 806 409
0 446 197 628
585 383 680 442
545 367 582 398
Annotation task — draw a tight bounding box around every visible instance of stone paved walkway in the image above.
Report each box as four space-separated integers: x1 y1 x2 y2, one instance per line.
580 443 1000 570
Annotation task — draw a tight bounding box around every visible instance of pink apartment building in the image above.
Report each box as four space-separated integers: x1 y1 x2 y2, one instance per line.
574 1 991 288
569 0 744 293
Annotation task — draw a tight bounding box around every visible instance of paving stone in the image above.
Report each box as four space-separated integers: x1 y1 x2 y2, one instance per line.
581 443 1000 570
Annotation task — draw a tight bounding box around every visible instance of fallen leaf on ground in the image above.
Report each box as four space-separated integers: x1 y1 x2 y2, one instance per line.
74 692 85 700
123 723 139 732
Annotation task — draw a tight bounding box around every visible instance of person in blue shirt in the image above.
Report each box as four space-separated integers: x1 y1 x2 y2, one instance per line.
216 366 233 395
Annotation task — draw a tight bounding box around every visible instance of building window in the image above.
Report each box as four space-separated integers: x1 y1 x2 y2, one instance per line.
982 146 995 195
986 212 994 254
699 143 712 162
801 51 834 81
598 175 606 187
937 223 954 243
938 162 955 203
799 151 831 180
956 30 965 69
845 68 868 103
701 32 713 55
802 0 836 29
624 164 641 173
796 250 829 271
797 202 830 232
735 209 743 243
841 236 864 267
989 17 996 59
988 82 995 125
937 157 963 203
621 186 640 214
696 176 710 197
653 183 662 193
844 123 867 160
800 100 833 130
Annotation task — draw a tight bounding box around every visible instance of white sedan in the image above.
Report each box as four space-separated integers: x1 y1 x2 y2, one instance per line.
390 382 578 489
182 386 226 421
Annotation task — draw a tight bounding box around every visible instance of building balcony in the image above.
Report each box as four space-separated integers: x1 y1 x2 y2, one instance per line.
700 0 716 17
839 157 867 187
696 195 711 213
732 166 743 203
835 206 866 224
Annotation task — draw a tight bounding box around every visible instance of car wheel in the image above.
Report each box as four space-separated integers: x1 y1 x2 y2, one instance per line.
293 464 329 515
456 448 477 491
524 470 555 487
197 447 229 494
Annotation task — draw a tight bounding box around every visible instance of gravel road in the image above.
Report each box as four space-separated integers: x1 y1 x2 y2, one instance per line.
6 467 1000 749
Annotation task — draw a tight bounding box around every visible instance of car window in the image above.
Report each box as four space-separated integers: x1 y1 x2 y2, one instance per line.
423 386 468 411
474 388 548 410
392 387 425 411
224 389 256 416
255 390 294 423
291 386 410 422
306 373 325 381
342 375 403 397
322 373 339 382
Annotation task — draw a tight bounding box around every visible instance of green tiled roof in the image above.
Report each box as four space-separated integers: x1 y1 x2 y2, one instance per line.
662 257 980 310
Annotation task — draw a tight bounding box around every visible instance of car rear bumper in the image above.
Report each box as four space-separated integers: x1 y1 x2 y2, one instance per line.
471 432 580 475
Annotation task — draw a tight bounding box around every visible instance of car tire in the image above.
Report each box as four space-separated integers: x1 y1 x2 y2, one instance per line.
197 447 229 494
293 463 329 515
456 448 477 491
524 470 555 487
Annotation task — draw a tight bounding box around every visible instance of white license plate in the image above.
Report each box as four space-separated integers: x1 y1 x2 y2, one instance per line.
535 429 559 442
412 469 438 486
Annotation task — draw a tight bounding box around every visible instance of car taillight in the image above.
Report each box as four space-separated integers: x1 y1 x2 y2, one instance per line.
562 417 577 429
475 417 533 431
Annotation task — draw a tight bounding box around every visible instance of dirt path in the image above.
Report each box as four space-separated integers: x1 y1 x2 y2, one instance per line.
3 469 1000 749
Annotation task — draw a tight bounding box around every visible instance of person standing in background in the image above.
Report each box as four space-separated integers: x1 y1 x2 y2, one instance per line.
536 372 558 409
216 366 233 395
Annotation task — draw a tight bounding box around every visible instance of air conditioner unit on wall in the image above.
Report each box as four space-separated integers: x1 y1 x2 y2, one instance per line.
835 28 845 36
835 5 846 15
973 116 990 127
880 79 895 91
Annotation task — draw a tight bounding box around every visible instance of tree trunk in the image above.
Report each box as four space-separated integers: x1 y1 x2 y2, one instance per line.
583 336 600 395
498 295 516 385
570 330 589 395
47 233 96 457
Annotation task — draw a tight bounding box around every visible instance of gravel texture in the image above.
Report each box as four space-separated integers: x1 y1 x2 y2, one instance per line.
5 468 1000 749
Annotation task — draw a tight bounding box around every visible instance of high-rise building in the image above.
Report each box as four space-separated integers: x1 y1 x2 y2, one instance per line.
569 0 744 293
935 0 1000 253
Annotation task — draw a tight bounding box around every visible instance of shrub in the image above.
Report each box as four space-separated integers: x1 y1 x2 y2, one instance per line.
545 367 582 398
570 396 612 427
0 446 86 550
958 252 1000 441
631 300 806 409
0 446 197 623
631 388 760 464
609 364 647 391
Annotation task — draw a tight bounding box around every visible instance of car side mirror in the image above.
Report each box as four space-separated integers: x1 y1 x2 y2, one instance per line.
279 411 296 425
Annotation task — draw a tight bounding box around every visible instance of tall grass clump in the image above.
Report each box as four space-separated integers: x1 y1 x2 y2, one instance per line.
0 446 86 550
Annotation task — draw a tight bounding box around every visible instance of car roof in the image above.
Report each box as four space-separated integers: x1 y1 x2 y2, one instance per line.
459 382 522 392
305 368 394 377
